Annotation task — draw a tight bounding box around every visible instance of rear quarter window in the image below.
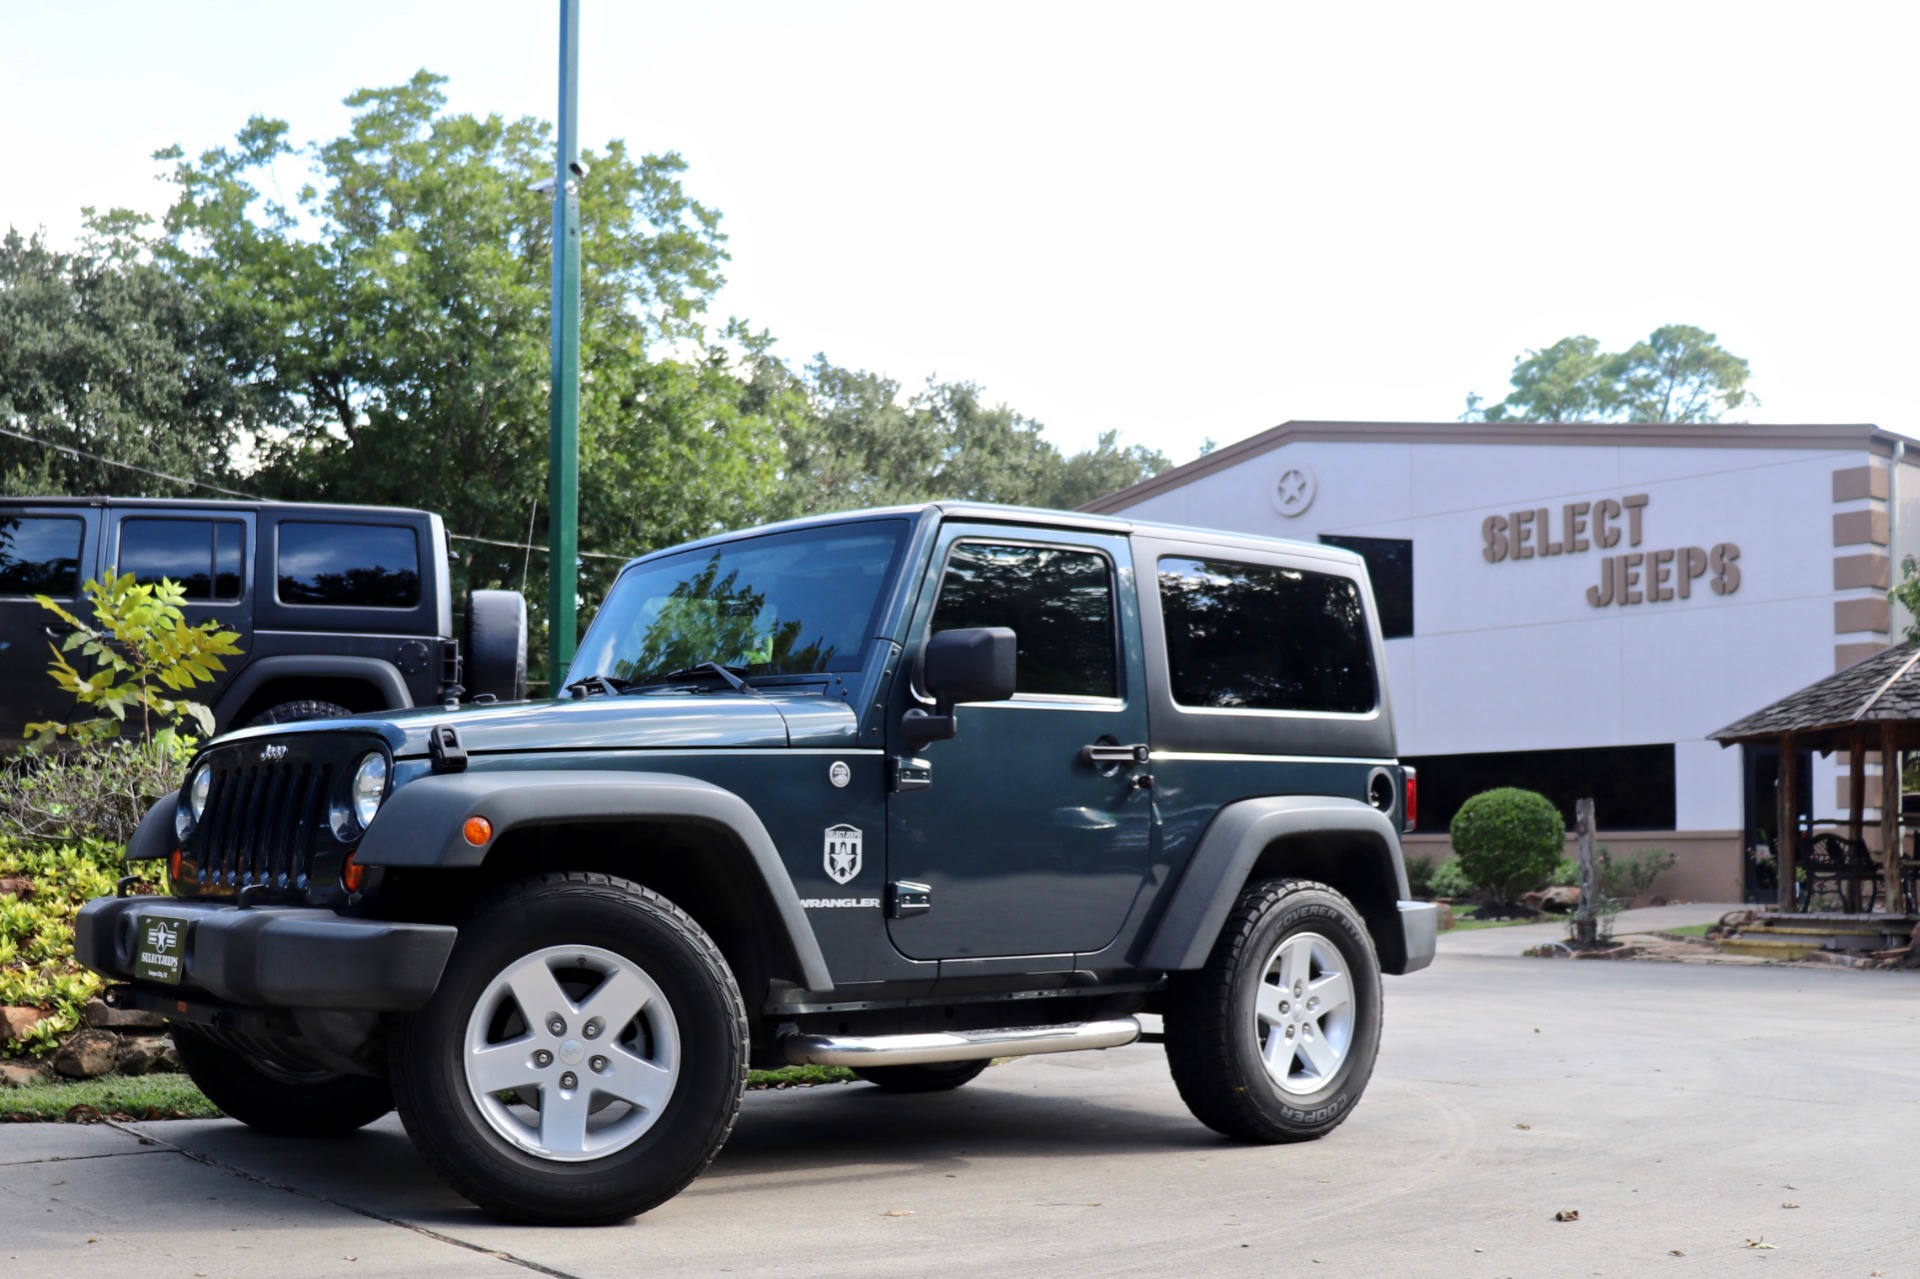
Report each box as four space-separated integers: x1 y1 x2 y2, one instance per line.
277 522 421 608
0 516 84 596
1157 556 1377 714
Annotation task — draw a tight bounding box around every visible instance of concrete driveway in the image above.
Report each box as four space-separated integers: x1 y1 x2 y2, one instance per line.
5 949 1917 1278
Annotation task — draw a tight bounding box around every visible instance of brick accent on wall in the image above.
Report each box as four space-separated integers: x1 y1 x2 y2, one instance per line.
1832 462 1892 676
1834 508 1891 547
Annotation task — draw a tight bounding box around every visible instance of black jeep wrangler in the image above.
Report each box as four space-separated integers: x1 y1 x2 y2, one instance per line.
0 496 527 741
77 503 1435 1224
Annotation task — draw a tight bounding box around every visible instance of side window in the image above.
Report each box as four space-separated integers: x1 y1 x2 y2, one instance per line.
277 523 421 608
119 518 246 602
931 542 1117 698
0 517 84 597
1158 556 1377 714
1318 534 1412 640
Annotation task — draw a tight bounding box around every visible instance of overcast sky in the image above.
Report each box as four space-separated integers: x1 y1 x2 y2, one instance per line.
5 0 1916 462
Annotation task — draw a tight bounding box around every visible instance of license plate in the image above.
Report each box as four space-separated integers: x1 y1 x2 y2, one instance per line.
133 912 192 985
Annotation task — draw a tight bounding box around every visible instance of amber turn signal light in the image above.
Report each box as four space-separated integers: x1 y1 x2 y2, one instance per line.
463 816 493 846
168 849 184 881
342 853 366 892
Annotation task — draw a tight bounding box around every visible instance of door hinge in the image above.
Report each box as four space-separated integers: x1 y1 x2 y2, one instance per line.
889 756 931 793
887 880 933 919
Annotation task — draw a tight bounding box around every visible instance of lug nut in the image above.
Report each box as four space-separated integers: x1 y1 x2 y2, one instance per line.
1279 1001 1290 1015
559 1071 577 1090
547 1016 566 1035
533 1049 554 1068
590 1056 608 1073
583 1018 602 1039
1285 1026 1296 1039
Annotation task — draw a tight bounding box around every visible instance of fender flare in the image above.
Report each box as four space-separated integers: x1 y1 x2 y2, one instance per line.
125 790 181 862
213 655 412 727
1134 795 1412 972
355 769 833 992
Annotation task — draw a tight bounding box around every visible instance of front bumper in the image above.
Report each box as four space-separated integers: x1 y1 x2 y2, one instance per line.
76 896 458 1012
1395 900 1439 974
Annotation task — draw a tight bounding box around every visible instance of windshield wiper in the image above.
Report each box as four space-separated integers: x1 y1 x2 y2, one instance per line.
655 662 762 696
564 674 628 699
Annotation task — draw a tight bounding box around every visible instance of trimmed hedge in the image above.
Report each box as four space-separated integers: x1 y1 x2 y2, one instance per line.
1449 788 1566 905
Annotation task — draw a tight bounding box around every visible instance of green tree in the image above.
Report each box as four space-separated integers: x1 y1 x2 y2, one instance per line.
0 226 269 496
1464 325 1751 424
145 72 785 668
776 356 1169 515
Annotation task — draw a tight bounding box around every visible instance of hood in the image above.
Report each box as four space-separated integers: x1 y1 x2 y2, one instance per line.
214 688 860 759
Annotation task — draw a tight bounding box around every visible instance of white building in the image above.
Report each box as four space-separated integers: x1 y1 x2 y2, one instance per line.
1087 421 1920 901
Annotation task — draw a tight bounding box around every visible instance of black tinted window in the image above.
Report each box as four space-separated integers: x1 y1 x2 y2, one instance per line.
1319 535 1411 640
1158 557 1377 714
277 523 420 608
932 542 1116 698
119 518 245 601
0 517 83 596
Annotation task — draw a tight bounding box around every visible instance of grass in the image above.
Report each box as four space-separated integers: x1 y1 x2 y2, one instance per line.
2 1062 860 1122
0 1072 219 1122
1446 907 1552 932
1660 923 1714 938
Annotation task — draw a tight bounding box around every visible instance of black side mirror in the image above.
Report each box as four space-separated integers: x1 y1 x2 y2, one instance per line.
903 627 1016 748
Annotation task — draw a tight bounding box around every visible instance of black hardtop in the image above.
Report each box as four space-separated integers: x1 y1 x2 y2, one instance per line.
3 495 435 521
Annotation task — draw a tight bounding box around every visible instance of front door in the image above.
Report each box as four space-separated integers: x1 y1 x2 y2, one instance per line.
886 527 1154 960
0 507 99 740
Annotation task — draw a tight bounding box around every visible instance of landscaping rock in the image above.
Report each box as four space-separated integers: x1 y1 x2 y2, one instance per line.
1522 886 1583 914
1 1060 46 1088
0 1006 48 1042
0 876 31 900
1434 902 1454 930
83 997 166 1031
114 1034 179 1076
51 1029 119 1079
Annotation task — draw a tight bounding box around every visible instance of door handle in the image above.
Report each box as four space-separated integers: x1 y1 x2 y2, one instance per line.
1080 743 1149 766
42 622 75 639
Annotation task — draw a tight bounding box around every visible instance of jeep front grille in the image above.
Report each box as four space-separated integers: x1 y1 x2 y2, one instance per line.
197 759 333 890
181 732 385 897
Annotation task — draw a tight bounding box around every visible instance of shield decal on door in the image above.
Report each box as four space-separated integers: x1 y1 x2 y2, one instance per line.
823 824 863 885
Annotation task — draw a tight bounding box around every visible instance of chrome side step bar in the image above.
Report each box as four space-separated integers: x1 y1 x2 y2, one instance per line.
781 1017 1141 1068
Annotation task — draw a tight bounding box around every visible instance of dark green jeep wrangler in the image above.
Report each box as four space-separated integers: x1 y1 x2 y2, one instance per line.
77 503 1435 1224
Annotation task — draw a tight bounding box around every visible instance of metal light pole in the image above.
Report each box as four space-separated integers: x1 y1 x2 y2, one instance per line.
546 0 582 691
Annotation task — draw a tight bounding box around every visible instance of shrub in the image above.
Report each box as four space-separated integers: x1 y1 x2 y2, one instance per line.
1428 855 1475 899
1449 788 1566 906
1596 844 1677 902
0 836 124 1058
1548 856 1580 888
0 735 193 847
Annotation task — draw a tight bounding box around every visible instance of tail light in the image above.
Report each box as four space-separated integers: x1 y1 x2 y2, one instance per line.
1402 767 1418 834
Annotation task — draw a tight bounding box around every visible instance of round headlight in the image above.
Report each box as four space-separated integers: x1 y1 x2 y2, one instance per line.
351 753 389 828
189 764 212 818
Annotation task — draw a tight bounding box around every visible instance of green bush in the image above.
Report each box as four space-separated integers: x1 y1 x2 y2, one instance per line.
1548 856 1581 888
0 736 192 847
1428 855 1475 899
1597 844 1676 902
1449 788 1566 906
0 836 125 1058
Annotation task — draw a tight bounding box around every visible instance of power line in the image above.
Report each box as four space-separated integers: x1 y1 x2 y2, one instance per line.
0 423 634 562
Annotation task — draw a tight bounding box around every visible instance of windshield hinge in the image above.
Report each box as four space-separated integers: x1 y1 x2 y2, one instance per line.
889 756 931 793
430 725 469 774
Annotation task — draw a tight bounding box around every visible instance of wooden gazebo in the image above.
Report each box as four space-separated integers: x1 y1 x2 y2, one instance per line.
1712 641 1920 914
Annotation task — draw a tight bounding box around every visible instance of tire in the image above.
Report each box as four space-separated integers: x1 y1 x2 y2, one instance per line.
171 1024 393 1137
466 590 528 702
389 872 747 1225
245 699 352 728
851 1059 991 1092
1163 878 1382 1143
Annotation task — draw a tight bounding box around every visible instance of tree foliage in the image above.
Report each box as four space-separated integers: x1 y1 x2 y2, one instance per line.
0 227 270 497
1465 325 1752 424
2 71 1172 680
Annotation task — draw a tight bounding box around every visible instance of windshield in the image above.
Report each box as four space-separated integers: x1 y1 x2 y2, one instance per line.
572 520 908 687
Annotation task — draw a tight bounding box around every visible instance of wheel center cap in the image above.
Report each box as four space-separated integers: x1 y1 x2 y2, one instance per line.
558 1039 585 1066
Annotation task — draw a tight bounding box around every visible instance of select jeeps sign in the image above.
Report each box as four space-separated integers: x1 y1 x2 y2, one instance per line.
1480 492 1739 608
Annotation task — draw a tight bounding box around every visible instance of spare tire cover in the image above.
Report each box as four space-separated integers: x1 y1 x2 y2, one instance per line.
465 590 528 701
